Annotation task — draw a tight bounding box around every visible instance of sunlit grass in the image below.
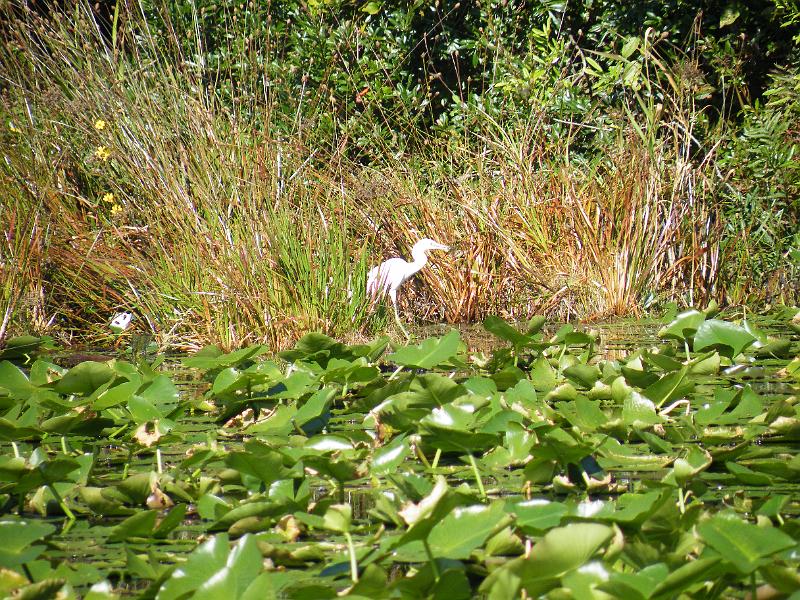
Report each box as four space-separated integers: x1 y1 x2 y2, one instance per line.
0 1 793 349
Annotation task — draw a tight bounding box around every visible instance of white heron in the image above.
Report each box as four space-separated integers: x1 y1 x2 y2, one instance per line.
367 238 450 336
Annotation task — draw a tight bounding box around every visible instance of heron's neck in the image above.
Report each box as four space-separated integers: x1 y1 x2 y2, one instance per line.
409 247 429 272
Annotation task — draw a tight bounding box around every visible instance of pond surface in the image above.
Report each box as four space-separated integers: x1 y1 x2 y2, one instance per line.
1 311 799 598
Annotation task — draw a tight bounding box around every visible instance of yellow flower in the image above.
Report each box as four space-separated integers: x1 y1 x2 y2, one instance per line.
111 204 123 216
94 119 107 131
95 146 111 161
8 121 21 133
102 192 115 204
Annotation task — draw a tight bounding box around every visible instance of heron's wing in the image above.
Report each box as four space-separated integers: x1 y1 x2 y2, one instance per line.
367 258 406 297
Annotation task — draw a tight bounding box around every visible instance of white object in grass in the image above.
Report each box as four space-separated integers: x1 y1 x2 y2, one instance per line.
367 238 449 336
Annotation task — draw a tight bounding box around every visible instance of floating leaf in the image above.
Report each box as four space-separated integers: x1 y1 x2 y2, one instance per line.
694 319 756 358
427 502 512 559
388 330 460 369
697 513 795 574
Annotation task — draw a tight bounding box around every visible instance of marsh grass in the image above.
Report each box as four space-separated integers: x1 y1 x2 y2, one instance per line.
0 1 791 349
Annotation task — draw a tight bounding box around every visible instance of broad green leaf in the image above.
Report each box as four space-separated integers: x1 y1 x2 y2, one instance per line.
480 523 613 596
658 309 705 341
483 315 530 347
322 504 352 533
643 367 693 408
372 435 411 475
697 514 796 574
109 510 158 541
93 380 139 410
694 319 756 358
599 563 668 599
387 330 460 369
140 375 180 408
183 345 269 370
428 502 512 559
0 361 34 399
621 36 640 58
293 386 335 434
623 391 663 427
563 364 600 389
0 519 56 567
512 499 567 534
54 361 114 395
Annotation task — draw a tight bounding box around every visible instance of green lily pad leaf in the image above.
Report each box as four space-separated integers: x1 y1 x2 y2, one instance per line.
158 534 262 600
643 367 693 409
140 375 179 408
753 338 792 359
322 503 352 533
556 398 607 431
688 351 720 375
621 365 659 388
197 494 232 522
483 315 530 347
511 499 567 534
664 446 712 487
93 380 139 410
643 351 683 373
527 522 613 575
0 518 56 567
183 345 269 370
593 491 667 524
756 495 789 518
697 513 796 574
211 367 244 396
658 309 705 342
372 435 411 475
0 361 35 399
563 364 600 389
0 335 53 362
726 462 772 485
544 382 577 402
108 510 158 541
387 330 460 369
376 374 467 430
694 319 756 358
294 386 335 435
529 356 556 392
398 475 449 528
226 443 286 487
480 523 614 596
622 391 663 427
491 365 526 391
598 562 668 599
527 316 546 335
78 487 134 517
154 504 188 538
54 361 114 395
128 395 163 423
427 502 512 559
650 557 722 597
419 404 501 452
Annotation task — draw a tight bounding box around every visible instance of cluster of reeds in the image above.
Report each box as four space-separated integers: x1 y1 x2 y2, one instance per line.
0 1 786 350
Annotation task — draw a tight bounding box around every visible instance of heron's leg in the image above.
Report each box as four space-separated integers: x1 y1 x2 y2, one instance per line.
390 289 410 338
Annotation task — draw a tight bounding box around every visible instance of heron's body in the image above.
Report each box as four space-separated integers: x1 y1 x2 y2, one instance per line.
367 238 449 335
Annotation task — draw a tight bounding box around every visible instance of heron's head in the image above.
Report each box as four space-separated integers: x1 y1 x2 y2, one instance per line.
414 238 450 254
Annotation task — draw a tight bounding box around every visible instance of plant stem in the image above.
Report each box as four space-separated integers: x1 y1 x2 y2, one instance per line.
423 539 440 581
47 484 75 521
431 448 441 469
345 531 359 583
468 453 487 499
